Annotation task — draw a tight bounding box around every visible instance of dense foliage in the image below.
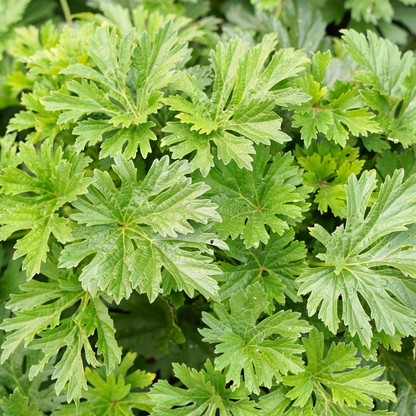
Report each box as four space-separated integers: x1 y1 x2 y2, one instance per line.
1 0 416 414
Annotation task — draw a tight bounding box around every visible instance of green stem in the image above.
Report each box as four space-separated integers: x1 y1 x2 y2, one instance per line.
275 0 285 20
59 0 72 24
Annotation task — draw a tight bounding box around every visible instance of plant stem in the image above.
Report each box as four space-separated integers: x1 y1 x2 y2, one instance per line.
275 0 285 20
59 0 72 24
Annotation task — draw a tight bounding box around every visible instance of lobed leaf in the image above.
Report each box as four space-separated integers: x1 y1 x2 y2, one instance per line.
59 153 223 303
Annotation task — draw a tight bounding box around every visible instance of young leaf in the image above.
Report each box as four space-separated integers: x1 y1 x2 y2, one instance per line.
54 352 154 415
7 23 97 144
283 328 396 414
200 282 311 394
292 51 380 147
59 154 223 303
11 22 93 75
163 34 308 175
0 256 120 404
42 21 188 159
0 140 93 278
149 360 261 415
217 229 306 309
295 141 365 217
196 145 310 249
299 170 416 347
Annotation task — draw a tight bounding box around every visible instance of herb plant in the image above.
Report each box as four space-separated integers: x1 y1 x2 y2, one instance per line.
1 0 416 415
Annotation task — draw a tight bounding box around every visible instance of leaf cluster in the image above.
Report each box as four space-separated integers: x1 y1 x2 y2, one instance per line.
1 0 416 415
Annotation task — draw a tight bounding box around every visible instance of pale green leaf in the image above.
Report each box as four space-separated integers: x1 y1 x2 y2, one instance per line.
299 170 416 347
295 141 365 217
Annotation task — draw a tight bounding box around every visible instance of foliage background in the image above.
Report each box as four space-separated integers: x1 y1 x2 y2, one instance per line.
1 0 416 414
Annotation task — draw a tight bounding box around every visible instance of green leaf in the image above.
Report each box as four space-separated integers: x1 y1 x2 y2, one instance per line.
196 145 310 248
42 21 188 159
6 22 97 143
0 346 62 413
277 0 327 53
0 140 93 278
299 170 416 347
342 29 413 98
92 2 220 46
200 282 311 394
163 34 308 174
342 29 416 147
377 146 416 181
377 337 416 415
293 52 380 147
345 0 395 24
0 0 31 33
261 386 397 415
0 134 20 170
295 141 365 217
259 386 316 416
54 352 154 415
10 22 92 74
59 154 222 304
343 328 403 362
0 255 121 403
0 388 43 416
217 229 306 309
361 134 391 153
247 0 327 54
149 360 261 415
0 303 62 413
283 328 396 413
7 84 62 144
